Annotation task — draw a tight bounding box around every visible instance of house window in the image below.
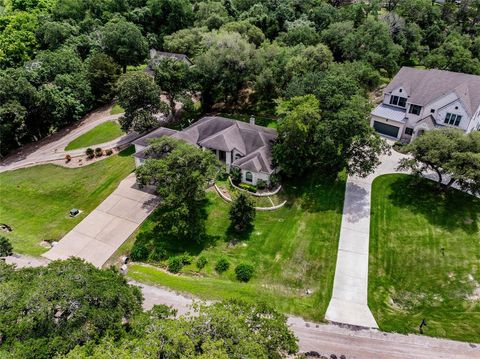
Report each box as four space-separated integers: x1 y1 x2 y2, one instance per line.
444 113 462 126
389 95 407 108
430 109 435 113
245 171 253 182
408 104 422 115
405 127 414 135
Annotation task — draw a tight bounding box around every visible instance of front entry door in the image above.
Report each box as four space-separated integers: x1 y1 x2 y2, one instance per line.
219 150 226 162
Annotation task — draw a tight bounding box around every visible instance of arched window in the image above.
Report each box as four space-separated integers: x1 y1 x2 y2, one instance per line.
245 172 253 182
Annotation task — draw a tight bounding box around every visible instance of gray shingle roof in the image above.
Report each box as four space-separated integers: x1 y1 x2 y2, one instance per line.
149 49 193 65
133 127 178 147
135 116 277 174
384 67 480 117
371 104 408 122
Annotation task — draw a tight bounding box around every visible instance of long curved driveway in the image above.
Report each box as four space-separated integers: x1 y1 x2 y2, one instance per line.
0 113 139 173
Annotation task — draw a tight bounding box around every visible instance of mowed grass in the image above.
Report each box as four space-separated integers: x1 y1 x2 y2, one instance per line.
369 174 480 343
0 147 135 256
110 103 124 115
129 174 346 321
65 121 124 150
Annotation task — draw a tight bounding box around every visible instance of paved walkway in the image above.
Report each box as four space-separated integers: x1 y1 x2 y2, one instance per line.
43 174 159 267
325 148 408 328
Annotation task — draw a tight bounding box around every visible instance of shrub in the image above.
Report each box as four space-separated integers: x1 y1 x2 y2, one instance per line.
235 263 254 282
256 179 267 190
148 244 167 262
196 256 208 270
215 258 230 273
167 256 183 273
105 149 113 156
216 166 229 181
229 193 256 232
95 147 103 157
269 173 281 188
130 242 149 261
85 148 95 159
180 253 193 265
239 183 257 193
230 166 242 184
65 154 71 163
0 236 13 257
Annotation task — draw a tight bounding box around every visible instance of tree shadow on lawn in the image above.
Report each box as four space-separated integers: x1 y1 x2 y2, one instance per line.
137 199 221 257
387 175 479 235
224 223 254 244
280 171 346 214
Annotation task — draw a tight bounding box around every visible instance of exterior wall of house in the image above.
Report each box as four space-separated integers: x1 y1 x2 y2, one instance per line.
466 107 480 132
383 86 408 107
241 170 270 186
134 157 142 167
134 144 146 153
370 115 405 140
436 99 470 131
375 84 477 142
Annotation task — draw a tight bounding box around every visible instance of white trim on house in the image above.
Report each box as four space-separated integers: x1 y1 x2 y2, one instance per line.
371 67 480 142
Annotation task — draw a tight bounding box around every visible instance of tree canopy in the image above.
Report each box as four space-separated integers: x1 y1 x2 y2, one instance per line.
135 136 218 245
398 129 480 195
0 258 142 359
116 72 166 133
65 299 298 359
1 0 478 159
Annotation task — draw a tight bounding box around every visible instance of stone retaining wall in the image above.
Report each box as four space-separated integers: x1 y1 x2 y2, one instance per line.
213 184 286 211
228 177 282 197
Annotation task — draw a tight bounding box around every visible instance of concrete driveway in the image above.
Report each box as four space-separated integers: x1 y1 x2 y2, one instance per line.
43 174 159 267
325 145 408 328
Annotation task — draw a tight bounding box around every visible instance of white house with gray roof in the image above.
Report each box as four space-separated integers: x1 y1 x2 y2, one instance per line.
370 67 480 142
133 116 277 186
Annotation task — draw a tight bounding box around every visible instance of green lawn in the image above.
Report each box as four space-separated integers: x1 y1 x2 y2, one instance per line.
128 174 346 321
369 174 480 343
110 103 125 115
65 121 124 151
0 147 135 256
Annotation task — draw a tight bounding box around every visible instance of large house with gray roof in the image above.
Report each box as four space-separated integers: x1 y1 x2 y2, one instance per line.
370 67 480 142
133 116 277 185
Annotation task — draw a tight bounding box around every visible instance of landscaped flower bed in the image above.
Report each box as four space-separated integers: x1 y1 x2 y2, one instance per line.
214 180 285 210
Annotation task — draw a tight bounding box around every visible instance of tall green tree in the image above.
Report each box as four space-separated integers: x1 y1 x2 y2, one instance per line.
195 31 255 108
102 19 148 73
424 33 480 75
153 57 193 116
116 72 166 133
65 299 298 358
398 129 480 194
0 11 38 68
273 94 388 177
86 52 121 105
135 137 218 243
147 0 194 40
0 258 142 359
229 192 256 232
